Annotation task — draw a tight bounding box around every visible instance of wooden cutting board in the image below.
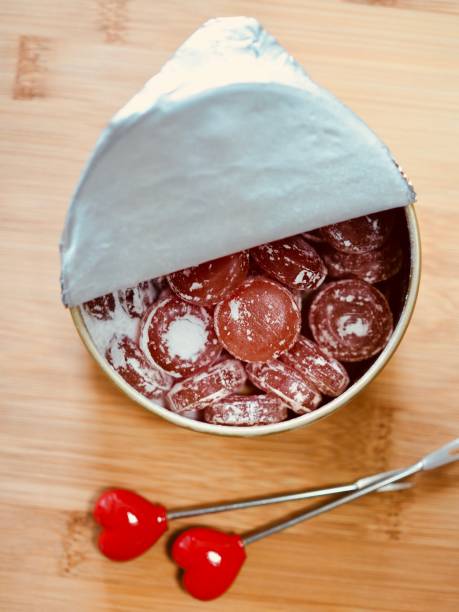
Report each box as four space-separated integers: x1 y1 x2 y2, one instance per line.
1 1 458 610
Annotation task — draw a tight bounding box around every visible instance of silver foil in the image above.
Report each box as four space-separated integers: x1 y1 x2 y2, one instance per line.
60 16 415 307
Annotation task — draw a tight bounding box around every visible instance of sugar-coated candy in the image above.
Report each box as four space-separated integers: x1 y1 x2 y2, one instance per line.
320 211 394 254
280 336 349 396
251 236 327 291
168 252 249 306
309 279 393 362
214 276 301 362
140 296 222 378
167 359 247 414
118 280 157 318
322 240 403 284
246 360 321 414
106 334 173 399
83 293 115 320
203 395 288 426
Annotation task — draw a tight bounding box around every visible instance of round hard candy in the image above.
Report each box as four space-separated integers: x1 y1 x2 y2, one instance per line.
203 395 288 426
280 335 349 396
140 296 222 378
106 334 172 399
319 211 394 254
308 279 393 362
251 236 327 291
246 360 321 414
214 276 301 362
167 359 247 414
168 252 249 306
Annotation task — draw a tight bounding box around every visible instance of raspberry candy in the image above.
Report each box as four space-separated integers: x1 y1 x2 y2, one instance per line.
322 240 403 284
106 335 172 399
246 361 321 414
168 252 249 306
167 359 247 414
319 211 394 254
204 395 288 426
280 336 349 397
140 296 222 378
309 279 393 362
214 277 300 362
251 236 327 291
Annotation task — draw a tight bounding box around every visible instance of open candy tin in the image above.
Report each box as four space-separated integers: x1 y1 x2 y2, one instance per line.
62 17 421 436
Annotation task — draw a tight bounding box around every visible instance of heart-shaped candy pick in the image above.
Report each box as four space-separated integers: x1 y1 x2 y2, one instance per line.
172 527 246 600
94 489 168 561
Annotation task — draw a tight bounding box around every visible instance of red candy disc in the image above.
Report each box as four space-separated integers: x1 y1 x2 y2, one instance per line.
214 277 301 362
83 293 115 320
251 236 327 291
204 395 288 426
246 361 321 414
168 252 249 306
118 280 157 318
167 359 247 414
322 240 403 284
280 336 349 397
320 211 394 254
106 335 172 399
140 296 222 378
309 280 393 362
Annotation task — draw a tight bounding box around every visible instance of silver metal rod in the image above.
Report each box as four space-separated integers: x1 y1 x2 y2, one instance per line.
242 461 422 546
167 484 356 520
166 469 407 520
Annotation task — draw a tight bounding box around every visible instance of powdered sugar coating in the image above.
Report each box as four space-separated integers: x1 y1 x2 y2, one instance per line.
251 236 327 291
140 296 222 378
309 279 393 362
246 360 321 414
280 336 349 396
81 291 140 353
322 240 403 284
118 280 157 318
214 276 301 363
320 211 394 254
167 359 247 414
106 334 173 399
204 395 288 426
168 252 249 305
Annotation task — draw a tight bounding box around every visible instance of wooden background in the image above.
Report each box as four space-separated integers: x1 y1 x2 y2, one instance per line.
1 1 458 610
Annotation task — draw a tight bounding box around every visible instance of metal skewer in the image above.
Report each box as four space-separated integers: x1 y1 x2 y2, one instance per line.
166 469 411 521
242 438 459 545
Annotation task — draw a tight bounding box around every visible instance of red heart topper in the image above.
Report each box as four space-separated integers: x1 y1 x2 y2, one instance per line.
93 489 168 561
172 527 246 601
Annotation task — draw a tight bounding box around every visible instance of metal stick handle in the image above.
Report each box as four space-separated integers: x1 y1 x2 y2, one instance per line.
167 483 357 520
242 461 422 546
166 469 407 520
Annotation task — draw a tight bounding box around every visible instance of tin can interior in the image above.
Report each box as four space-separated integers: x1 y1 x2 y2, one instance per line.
71 205 420 437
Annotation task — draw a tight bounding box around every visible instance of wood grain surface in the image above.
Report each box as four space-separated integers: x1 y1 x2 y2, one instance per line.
1 1 458 610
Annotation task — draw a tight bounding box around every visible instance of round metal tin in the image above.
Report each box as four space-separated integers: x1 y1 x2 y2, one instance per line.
71 205 420 437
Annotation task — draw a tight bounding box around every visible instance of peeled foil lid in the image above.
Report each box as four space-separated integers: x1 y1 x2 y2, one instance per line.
60 16 415 307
